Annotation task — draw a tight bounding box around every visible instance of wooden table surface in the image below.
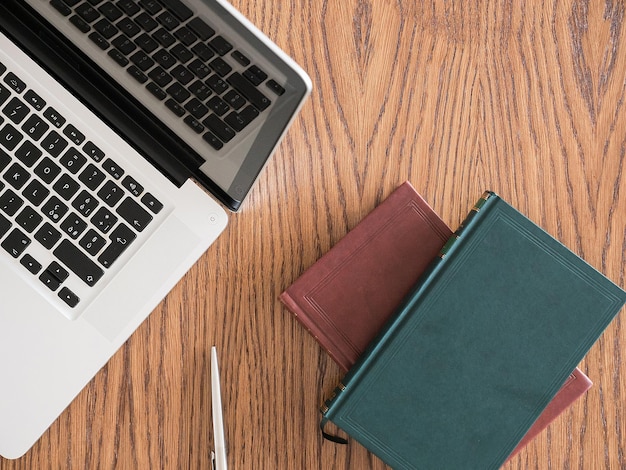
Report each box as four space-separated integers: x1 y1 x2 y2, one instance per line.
3 0 626 469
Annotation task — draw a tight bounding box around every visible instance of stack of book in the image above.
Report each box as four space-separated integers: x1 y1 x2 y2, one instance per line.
281 182 626 469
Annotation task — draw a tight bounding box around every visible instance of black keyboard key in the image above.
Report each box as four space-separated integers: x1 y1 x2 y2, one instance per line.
224 105 259 132
156 11 179 31
35 222 62 249
76 3 101 22
127 65 148 83
152 27 176 47
231 50 250 66
22 179 50 206
16 206 43 233
20 253 42 274
1 228 30 258
0 123 24 151
166 82 190 103
188 80 212 100
207 96 229 116
146 82 167 100
60 212 88 239
148 66 173 87
54 239 104 286
4 73 26 94
41 130 68 157
243 65 268 86
83 141 105 161
130 50 155 71
42 196 68 223
3 97 29 124
39 270 61 291
34 157 62 184
202 114 235 143
102 158 124 180
170 43 193 63
208 57 232 77
165 98 185 117
47 261 70 282
98 223 136 267
191 42 214 61
43 107 66 128
108 48 130 66
117 0 140 16
79 163 107 190
140 192 163 213
24 90 46 111
159 0 193 21
170 65 194 85
15 141 43 167
21 114 50 141
94 18 119 39
51 0 72 16
117 17 141 37
4 162 30 190
116 196 152 231
174 26 197 46
59 287 80 308
227 72 271 111
98 180 124 206
70 14 91 33
154 48 177 69
188 59 211 79
63 124 86 145
98 1 123 21
88 31 111 50
0 189 24 216
0 84 10 107
0 212 11 238
121 175 143 196
73 190 99 217
266 79 286 96
135 32 159 53
0 148 11 171
135 12 158 32
223 90 246 110
60 148 87 174
183 115 204 134
188 17 215 41
206 74 228 94
80 229 107 255
208 36 232 56
112 34 137 55
53 173 81 200
91 207 117 233
138 0 161 14
184 98 208 119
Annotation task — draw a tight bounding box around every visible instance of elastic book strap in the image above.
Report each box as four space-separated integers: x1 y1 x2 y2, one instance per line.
320 416 348 444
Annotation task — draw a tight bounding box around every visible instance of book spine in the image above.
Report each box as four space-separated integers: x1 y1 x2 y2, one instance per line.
320 191 498 427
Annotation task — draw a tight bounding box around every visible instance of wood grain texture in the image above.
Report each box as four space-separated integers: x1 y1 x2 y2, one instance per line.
2 0 625 468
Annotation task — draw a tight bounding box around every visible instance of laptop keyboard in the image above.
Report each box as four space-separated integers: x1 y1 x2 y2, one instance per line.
48 0 286 152
0 59 164 311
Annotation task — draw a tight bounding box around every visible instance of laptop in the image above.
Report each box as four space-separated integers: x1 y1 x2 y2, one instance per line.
0 0 311 459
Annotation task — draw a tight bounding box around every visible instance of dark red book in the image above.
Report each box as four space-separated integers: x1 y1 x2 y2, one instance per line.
281 181 592 458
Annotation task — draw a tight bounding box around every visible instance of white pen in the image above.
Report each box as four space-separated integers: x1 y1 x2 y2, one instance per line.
211 346 227 470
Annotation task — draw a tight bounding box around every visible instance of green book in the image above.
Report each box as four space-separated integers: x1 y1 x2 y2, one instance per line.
320 191 626 470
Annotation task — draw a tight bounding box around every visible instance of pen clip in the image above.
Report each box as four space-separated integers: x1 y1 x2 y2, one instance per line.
211 450 216 470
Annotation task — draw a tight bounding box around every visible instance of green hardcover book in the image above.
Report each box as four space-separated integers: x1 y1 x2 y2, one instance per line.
320 191 626 470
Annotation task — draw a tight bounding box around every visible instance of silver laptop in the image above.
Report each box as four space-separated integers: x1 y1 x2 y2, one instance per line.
0 0 310 459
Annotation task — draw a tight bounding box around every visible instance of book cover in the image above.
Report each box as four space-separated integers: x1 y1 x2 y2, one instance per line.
320 191 626 470
280 181 452 371
281 182 592 459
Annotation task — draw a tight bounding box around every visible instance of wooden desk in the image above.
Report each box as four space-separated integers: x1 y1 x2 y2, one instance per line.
2 0 625 468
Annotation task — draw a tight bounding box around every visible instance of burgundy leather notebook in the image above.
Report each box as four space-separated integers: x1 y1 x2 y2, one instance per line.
280 181 592 458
